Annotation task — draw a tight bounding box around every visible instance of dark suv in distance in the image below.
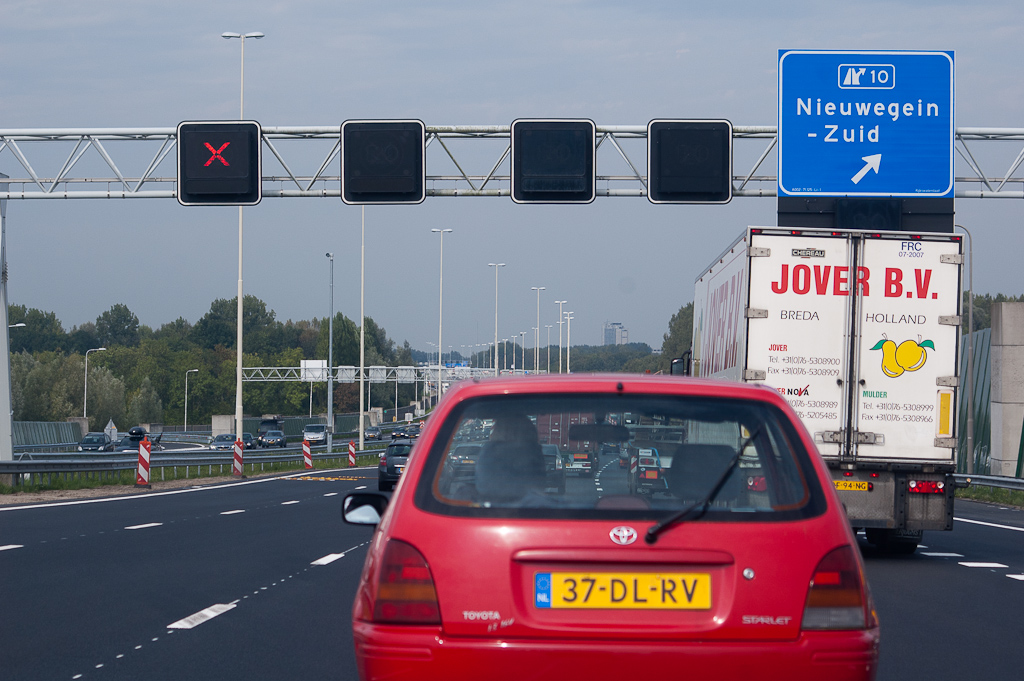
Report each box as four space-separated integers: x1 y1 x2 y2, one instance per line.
378 439 414 491
79 432 113 452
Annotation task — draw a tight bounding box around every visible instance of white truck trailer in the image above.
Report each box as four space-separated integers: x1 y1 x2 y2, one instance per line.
691 227 963 553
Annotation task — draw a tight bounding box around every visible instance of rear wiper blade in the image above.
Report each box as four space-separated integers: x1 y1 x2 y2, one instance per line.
644 429 759 545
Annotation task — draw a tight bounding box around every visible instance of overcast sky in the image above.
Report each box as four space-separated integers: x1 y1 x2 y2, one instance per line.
1 1 1022 354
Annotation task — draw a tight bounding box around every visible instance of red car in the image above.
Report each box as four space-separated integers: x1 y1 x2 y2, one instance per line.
343 374 878 681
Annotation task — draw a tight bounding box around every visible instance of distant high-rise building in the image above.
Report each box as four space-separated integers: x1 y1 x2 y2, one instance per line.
603 322 628 346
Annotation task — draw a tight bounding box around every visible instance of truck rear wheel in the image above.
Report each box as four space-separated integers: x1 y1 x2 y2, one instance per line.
866 528 921 555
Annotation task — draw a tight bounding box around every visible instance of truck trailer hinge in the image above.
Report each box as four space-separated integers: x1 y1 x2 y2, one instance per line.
819 430 845 444
938 316 961 326
745 308 769 319
940 253 964 265
855 431 882 444
748 247 771 257
743 369 767 381
936 376 959 387
934 437 956 448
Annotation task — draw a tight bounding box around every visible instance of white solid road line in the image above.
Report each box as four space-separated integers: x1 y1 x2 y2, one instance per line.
959 562 1009 568
167 602 239 630
954 517 1024 533
220 510 245 515
124 523 163 530
0 544 24 551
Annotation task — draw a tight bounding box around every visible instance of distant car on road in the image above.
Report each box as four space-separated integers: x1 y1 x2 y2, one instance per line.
303 424 328 444
241 432 255 449
377 439 414 491
209 434 236 451
114 426 150 452
365 426 383 441
78 432 113 452
261 430 287 448
391 425 408 440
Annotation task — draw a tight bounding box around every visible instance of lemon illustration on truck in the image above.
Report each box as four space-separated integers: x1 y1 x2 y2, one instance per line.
870 335 934 377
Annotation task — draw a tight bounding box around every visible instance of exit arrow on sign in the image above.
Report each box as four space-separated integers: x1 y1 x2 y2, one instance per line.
851 154 882 184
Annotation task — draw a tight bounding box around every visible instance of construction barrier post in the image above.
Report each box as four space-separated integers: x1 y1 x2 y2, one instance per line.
136 437 152 488
233 439 245 478
348 440 356 467
303 439 313 469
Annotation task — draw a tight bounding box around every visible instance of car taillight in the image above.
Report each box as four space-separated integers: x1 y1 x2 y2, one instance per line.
908 479 944 494
373 539 440 624
802 546 876 630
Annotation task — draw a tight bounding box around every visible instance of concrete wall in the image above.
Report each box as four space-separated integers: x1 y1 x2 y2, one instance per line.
66 417 88 440
212 415 235 437
990 303 1024 476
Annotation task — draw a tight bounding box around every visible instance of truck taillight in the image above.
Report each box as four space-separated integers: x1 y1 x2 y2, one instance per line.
373 540 440 625
909 480 944 494
639 457 656 466
802 546 876 631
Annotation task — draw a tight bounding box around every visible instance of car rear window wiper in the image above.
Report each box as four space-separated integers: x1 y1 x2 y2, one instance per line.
645 429 760 545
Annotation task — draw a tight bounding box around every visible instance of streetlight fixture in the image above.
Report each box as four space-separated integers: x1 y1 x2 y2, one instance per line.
531 286 545 372
489 263 506 377
184 369 199 432
555 300 567 373
8 323 25 329
565 312 574 373
84 347 107 421
222 30 265 443
432 229 452 402
326 252 334 454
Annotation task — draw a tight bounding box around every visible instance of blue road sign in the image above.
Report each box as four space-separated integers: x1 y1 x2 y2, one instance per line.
778 50 954 197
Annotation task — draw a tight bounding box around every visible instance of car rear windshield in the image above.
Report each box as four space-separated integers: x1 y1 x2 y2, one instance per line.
305 425 326 432
415 393 825 522
387 444 413 457
82 435 106 444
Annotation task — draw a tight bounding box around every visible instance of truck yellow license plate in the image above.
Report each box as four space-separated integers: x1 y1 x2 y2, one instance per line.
534 572 711 609
834 480 870 491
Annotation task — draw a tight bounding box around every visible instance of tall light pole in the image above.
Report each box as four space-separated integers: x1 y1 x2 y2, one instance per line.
545 325 553 373
84 347 107 422
489 263 505 377
432 229 452 402
555 300 567 373
326 252 335 454
520 331 526 373
222 30 264 442
565 312 574 373
359 207 366 449
531 286 545 372
184 369 199 432
502 338 508 372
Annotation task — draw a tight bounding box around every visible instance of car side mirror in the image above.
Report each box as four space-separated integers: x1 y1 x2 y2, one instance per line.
670 350 692 376
342 492 390 525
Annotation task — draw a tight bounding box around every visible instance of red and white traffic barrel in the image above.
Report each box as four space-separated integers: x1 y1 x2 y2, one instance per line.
348 440 356 467
303 439 313 469
135 437 152 488
233 439 245 477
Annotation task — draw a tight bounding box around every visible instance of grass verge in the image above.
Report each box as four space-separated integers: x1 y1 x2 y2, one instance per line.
956 485 1024 508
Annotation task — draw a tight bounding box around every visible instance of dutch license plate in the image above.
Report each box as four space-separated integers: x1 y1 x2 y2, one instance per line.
834 480 870 491
534 572 711 610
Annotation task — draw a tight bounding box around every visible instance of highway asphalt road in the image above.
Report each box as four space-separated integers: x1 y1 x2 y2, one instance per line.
2 454 1023 680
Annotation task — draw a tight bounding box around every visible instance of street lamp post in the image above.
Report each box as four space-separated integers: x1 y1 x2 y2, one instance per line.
502 338 508 372
432 229 452 402
489 263 505 377
545 325 553 373
222 30 265 443
565 312 574 373
520 331 526 373
555 300 567 373
184 369 199 432
326 252 334 454
84 347 107 421
531 286 545 372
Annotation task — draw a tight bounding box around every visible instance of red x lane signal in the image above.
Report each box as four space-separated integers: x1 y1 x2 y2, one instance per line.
203 142 231 167
177 121 261 206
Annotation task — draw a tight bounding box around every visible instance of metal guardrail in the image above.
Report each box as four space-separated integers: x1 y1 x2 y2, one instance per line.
0 445 388 488
953 474 1024 492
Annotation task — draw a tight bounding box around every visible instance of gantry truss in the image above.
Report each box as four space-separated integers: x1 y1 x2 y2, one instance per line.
242 365 531 383
0 125 1022 199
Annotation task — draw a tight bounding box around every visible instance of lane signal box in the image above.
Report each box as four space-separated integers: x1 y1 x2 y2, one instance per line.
511 119 595 204
341 120 425 205
177 121 262 206
647 119 732 204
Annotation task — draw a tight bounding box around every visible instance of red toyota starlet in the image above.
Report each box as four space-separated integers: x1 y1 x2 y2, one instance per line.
343 374 879 681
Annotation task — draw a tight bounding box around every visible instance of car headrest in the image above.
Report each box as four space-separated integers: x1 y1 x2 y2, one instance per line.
667 444 741 503
474 440 546 502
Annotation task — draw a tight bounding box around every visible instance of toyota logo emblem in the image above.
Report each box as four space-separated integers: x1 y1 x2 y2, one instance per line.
609 526 638 546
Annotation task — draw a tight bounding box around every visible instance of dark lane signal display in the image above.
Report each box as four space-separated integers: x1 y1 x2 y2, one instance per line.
176 121 262 206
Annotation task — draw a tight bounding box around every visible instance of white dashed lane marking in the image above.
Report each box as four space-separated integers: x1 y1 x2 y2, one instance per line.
1007 575 1024 581
124 523 163 530
220 510 245 515
921 552 963 557
959 562 1009 569
167 602 238 630
311 553 346 566
0 545 24 551
281 501 300 506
